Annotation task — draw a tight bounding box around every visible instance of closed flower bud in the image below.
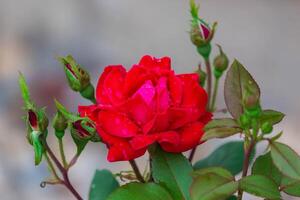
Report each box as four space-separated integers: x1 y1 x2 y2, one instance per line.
59 55 90 91
239 114 250 129
71 119 96 140
261 122 273 134
52 111 68 139
189 0 217 59
243 88 261 118
195 63 206 86
213 45 229 78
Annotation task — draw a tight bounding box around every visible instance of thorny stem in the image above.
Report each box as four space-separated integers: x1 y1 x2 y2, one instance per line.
129 160 145 183
237 139 256 200
210 77 219 111
205 58 212 111
58 138 68 168
44 152 60 181
42 140 83 200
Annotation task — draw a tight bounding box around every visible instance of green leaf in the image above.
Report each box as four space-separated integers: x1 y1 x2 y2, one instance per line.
190 173 238 200
150 145 193 200
259 110 285 126
270 142 300 180
252 152 282 185
252 152 300 197
18 72 32 108
281 176 300 196
224 60 260 119
226 196 237 200
203 118 242 141
31 131 43 165
192 167 234 180
194 141 255 175
107 183 173 200
239 175 281 199
89 169 119 200
54 99 81 122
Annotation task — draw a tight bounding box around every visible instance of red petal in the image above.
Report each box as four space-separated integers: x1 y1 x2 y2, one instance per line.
98 111 139 138
200 23 210 40
168 73 183 106
160 122 205 153
178 73 208 108
107 141 146 162
78 105 99 121
139 55 171 71
130 134 157 150
169 107 202 129
96 65 126 105
121 94 155 127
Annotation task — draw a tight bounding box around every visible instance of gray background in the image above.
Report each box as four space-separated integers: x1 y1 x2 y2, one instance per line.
0 0 299 199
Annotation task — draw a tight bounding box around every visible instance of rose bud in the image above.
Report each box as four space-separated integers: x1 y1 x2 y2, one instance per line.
243 90 261 118
58 55 95 102
195 63 206 87
190 0 217 59
19 73 48 165
52 111 68 139
71 119 96 155
213 44 229 79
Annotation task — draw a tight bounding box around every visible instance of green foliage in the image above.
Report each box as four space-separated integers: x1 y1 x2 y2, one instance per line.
194 141 255 175
190 172 238 200
252 152 282 185
150 145 193 200
203 118 242 141
89 169 119 200
107 183 173 200
270 142 300 180
259 109 285 126
239 175 281 199
224 60 260 119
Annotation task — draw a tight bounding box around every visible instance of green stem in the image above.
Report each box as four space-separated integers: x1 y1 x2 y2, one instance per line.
44 152 60 181
210 77 219 111
58 138 68 168
237 139 256 200
205 58 212 111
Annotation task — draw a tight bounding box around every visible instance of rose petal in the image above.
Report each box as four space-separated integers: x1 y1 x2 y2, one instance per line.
107 142 146 162
78 105 99 121
155 77 170 112
98 111 139 138
168 73 183 106
178 73 208 108
160 122 205 153
96 65 126 105
130 135 157 150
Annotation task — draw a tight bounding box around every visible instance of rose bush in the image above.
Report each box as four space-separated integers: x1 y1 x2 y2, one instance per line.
79 55 212 161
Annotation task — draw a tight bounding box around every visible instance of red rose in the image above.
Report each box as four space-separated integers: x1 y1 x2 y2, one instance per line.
79 55 211 162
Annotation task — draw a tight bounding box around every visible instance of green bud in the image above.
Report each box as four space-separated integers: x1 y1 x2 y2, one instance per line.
52 112 68 139
261 122 273 134
213 68 223 79
59 55 91 93
195 64 206 87
239 114 250 129
71 120 96 155
245 106 262 119
197 43 212 60
213 44 229 78
79 83 96 103
71 120 95 140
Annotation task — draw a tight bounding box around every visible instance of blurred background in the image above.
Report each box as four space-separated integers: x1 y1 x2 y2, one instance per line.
0 0 300 199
